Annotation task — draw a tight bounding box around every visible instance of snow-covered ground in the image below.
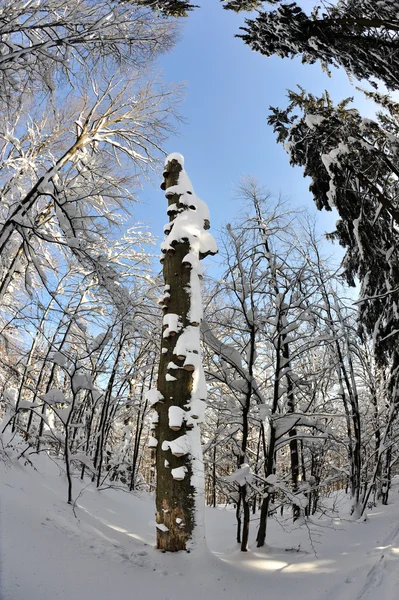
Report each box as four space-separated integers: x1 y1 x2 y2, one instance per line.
1 448 399 600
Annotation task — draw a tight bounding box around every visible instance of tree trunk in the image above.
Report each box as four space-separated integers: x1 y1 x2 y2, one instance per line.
154 154 216 552
282 338 300 521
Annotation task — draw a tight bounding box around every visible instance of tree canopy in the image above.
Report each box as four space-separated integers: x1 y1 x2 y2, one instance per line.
223 0 399 91
268 89 399 367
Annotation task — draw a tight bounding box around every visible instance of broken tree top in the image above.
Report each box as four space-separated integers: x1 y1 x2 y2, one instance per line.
161 153 218 260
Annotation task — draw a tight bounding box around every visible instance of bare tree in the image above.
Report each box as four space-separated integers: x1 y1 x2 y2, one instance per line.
152 153 217 552
0 1 176 108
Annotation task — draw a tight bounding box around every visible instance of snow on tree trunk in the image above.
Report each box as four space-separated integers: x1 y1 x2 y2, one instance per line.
152 153 217 552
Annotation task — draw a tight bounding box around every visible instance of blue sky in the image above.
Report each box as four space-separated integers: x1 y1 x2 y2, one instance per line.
135 2 375 269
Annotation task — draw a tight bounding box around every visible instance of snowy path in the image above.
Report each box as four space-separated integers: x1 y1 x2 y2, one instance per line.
1 459 399 600
327 518 399 600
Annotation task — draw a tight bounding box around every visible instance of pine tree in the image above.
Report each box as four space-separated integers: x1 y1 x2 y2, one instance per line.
224 1 399 91
268 89 399 367
267 91 399 508
137 1 198 17
150 153 217 552
222 0 264 11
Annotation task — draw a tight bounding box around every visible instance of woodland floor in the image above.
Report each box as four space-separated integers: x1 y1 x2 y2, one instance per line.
1 444 399 600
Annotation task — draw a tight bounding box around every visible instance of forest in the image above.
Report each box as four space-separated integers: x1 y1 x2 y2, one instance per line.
1 2 399 599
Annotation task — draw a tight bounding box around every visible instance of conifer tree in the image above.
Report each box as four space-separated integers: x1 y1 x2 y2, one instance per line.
222 0 264 11
268 90 399 367
267 91 399 507
223 0 399 91
138 1 198 17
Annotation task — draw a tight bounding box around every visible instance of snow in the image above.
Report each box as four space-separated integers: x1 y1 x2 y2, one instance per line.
17 399 39 410
265 473 278 485
162 154 218 259
225 463 253 486
188 351 205 402
91 332 109 352
187 268 203 323
2 449 399 600
70 453 95 471
157 288 171 306
186 424 206 549
51 351 68 366
258 404 271 420
171 466 188 480
167 361 180 370
321 142 350 207
144 388 164 407
155 522 169 532
2 388 17 408
162 313 182 338
162 435 191 456
174 326 201 358
150 411 159 427
183 351 200 371
53 405 72 425
231 379 250 393
305 114 326 129
168 405 184 429
71 371 92 393
201 320 243 369
182 251 203 271
165 152 185 167
42 388 70 405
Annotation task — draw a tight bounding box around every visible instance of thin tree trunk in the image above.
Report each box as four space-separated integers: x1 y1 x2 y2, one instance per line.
282 338 300 521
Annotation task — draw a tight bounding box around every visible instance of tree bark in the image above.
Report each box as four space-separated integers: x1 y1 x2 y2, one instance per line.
154 156 216 551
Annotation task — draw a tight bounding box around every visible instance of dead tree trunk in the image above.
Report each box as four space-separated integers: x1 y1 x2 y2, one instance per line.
151 153 217 552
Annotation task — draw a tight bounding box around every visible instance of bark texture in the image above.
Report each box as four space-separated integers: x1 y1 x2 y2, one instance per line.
153 155 217 551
